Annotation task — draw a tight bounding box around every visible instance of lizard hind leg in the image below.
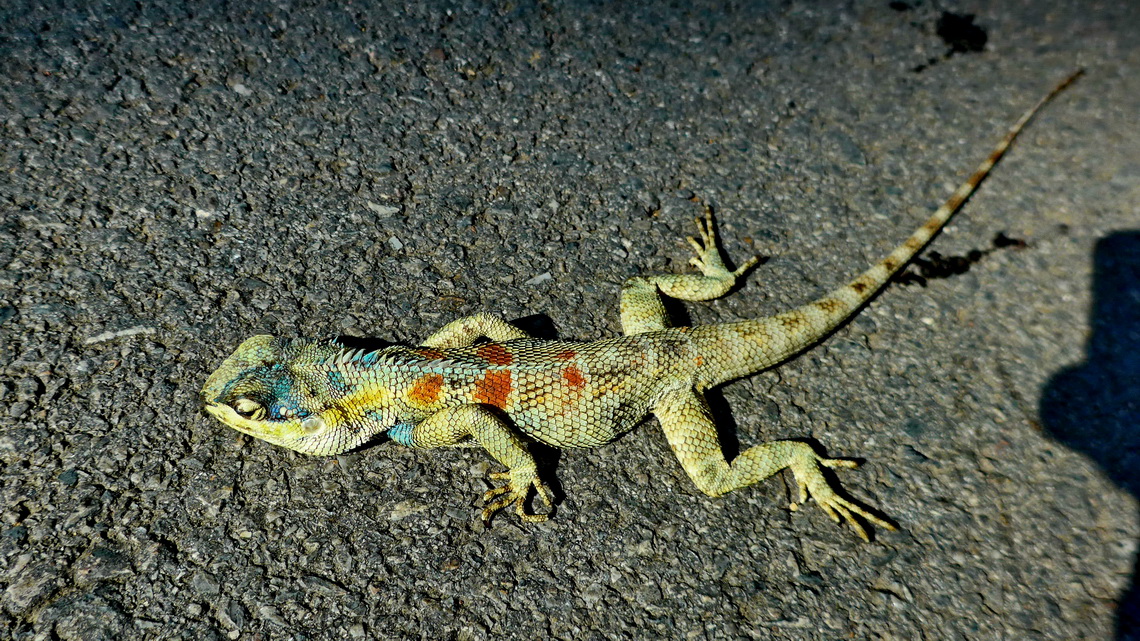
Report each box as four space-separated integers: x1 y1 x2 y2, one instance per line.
653 386 896 542
619 209 761 335
420 313 532 348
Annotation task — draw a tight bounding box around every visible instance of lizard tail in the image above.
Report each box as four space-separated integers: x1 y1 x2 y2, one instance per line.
692 69 1083 389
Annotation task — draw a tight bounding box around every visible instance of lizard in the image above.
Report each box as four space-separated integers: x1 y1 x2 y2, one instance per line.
201 71 1080 541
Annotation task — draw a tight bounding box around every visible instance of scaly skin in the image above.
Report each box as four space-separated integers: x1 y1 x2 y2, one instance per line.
202 72 1080 541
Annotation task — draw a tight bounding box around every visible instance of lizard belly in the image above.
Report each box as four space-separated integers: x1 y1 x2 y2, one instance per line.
508 389 651 448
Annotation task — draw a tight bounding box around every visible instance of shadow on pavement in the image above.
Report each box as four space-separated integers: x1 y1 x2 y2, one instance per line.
1039 231 1140 640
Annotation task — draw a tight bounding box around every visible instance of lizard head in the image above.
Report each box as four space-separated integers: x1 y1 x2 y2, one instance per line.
201 335 381 456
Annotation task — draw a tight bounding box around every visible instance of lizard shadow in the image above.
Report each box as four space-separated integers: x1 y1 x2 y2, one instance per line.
1038 231 1140 640
510 314 562 341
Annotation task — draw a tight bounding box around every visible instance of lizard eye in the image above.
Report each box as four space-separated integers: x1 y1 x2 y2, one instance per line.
232 398 266 421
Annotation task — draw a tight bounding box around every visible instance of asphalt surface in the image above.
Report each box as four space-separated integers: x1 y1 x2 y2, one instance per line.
2 1 1138 639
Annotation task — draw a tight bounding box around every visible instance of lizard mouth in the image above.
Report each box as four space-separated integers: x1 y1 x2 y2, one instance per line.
203 401 280 442
203 401 359 456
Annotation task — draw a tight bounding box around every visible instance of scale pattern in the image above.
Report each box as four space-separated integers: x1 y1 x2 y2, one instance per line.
201 73 1080 540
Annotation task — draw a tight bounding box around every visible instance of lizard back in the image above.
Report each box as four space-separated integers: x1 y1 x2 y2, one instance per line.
423 332 698 448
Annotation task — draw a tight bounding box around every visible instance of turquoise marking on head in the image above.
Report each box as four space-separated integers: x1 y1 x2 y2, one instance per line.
269 404 307 420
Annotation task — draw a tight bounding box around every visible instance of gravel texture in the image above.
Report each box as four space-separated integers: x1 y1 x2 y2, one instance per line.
1 1 1138 639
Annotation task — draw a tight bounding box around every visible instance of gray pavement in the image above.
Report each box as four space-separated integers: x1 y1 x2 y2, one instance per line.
1 1 1138 639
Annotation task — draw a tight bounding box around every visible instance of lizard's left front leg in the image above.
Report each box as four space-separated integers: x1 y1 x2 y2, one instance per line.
398 405 553 523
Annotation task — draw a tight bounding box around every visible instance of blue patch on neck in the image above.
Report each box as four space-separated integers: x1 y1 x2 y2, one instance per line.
387 423 415 447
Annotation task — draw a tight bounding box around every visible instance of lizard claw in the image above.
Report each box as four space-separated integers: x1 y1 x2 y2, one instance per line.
790 454 897 542
482 469 554 525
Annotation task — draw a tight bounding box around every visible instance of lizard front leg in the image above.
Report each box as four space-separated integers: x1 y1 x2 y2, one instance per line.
397 404 553 523
620 210 760 334
420 313 532 348
653 386 895 541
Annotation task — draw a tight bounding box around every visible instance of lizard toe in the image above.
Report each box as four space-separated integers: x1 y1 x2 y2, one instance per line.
481 469 552 525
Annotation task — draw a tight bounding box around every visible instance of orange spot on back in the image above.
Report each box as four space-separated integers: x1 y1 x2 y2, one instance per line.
694 355 704 367
555 350 577 360
476 343 514 365
473 370 512 408
562 365 585 389
408 374 443 406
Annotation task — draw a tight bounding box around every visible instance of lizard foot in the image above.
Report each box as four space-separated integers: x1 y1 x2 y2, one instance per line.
686 208 761 278
482 469 554 525
788 454 898 542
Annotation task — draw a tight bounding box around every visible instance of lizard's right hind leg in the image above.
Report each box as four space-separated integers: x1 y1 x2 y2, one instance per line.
653 385 896 541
